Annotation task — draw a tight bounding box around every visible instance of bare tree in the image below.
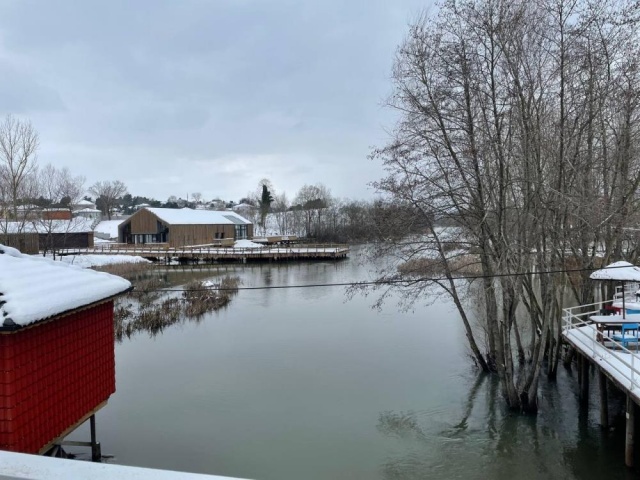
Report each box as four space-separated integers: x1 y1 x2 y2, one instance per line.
294 183 332 238
272 192 290 235
191 192 203 205
368 0 640 412
0 115 39 216
89 180 128 220
36 165 87 258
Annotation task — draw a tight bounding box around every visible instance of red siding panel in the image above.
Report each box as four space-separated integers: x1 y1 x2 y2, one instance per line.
0 301 115 453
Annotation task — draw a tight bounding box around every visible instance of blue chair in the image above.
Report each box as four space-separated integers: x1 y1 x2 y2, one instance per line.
612 323 640 350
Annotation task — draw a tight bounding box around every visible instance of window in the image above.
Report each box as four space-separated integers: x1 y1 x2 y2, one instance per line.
234 225 247 240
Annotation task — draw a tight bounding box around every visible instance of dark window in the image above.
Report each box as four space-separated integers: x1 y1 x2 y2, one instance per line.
234 225 248 240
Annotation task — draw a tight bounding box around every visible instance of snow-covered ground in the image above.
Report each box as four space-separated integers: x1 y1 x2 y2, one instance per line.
57 254 151 268
234 239 264 249
94 219 123 239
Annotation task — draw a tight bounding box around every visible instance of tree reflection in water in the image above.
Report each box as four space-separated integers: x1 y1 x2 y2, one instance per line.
376 372 631 480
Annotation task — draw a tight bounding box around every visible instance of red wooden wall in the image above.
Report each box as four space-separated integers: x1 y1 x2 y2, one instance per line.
0 301 116 453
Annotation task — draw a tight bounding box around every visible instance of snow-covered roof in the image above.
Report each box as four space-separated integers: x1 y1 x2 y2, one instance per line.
2 219 94 234
76 199 95 206
232 203 255 210
590 261 640 281
0 244 131 327
144 207 251 225
75 208 102 213
94 219 123 239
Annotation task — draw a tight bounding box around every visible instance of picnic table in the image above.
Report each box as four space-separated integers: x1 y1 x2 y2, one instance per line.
589 313 640 344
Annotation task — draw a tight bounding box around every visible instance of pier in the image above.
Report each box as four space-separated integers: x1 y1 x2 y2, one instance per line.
563 302 640 467
61 243 350 263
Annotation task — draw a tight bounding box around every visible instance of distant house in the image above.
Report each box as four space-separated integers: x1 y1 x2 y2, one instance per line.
42 208 72 221
71 199 97 211
73 207 102 222
118 207 253 247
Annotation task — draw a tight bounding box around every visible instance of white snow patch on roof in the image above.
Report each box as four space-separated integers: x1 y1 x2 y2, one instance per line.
145 207 251 225
2 218 94 234
0 244 131 327
590 261 640 282
94 219 123 239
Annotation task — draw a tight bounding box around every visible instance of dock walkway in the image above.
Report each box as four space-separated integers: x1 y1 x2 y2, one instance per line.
562 303 640 466
61 243 350 262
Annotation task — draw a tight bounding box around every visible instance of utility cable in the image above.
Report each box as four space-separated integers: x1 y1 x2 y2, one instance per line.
131 263 638 293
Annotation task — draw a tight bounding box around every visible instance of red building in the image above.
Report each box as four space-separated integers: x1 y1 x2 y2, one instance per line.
0 244 131 455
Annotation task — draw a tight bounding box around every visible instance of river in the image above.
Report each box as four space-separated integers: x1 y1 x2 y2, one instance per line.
69 247 632 479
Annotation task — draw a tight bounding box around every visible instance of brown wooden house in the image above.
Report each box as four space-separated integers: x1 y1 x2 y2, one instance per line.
118 207 253 247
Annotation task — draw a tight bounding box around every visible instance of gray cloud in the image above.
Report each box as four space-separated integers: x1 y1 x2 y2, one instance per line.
0 0 430 201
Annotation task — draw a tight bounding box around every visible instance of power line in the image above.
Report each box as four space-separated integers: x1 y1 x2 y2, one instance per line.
132 263 636 293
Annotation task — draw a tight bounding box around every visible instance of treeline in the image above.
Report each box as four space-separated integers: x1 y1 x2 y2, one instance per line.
370 0 640 413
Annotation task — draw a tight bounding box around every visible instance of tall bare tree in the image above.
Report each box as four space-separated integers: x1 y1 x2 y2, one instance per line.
89 180 128 220
0 115 39 219
369 0 640 412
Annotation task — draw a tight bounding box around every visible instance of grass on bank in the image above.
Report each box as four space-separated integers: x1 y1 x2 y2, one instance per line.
95 262 240 341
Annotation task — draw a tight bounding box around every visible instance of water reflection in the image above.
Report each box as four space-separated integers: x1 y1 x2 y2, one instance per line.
72 251 639 479
376 371 629 480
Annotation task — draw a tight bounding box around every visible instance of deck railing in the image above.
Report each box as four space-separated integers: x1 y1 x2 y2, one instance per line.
63 243 350 256
562 303 640 391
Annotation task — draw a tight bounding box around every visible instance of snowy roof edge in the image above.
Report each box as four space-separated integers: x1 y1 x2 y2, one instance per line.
0 287 133 332
0 244 132 328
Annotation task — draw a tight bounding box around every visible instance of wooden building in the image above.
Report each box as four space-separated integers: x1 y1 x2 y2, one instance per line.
1 219 94 254
0 243 131 455
118 207 253 248
0 232 39 255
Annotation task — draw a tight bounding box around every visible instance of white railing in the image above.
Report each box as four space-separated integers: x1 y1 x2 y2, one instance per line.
562 303 640 391
614 282 640 300
61 243 350 257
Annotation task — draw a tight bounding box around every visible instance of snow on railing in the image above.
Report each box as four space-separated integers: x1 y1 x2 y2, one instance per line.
562 303 640 391
60 243 350 257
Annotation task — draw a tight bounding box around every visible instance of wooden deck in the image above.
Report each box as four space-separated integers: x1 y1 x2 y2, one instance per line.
61 243 350 262
563 303 640 467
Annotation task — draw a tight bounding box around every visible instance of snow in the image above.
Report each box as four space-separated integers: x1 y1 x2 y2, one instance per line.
2 218 94 234
0 450 245 480
0 244 131 327
94 219 124 239
58 254 151 269
590 261 640 281
145 207 251 225
564 324 640 402
75 207 102 213
234 239 264 249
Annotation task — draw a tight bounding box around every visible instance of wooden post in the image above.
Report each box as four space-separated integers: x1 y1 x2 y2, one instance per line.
580 355 590 405
90 414 101 462
599 371 608 428
626 395 635 468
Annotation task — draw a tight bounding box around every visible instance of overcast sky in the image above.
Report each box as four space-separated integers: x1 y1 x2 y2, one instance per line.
0 0 431 203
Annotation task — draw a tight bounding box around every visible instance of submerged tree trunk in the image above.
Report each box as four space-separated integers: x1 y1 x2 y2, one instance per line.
369 0 640 412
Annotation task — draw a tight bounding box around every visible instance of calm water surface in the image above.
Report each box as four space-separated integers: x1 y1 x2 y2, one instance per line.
70 249 631 479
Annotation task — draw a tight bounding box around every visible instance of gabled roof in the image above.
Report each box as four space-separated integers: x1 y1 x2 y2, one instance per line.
144 207 251 225
0 244 131 327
